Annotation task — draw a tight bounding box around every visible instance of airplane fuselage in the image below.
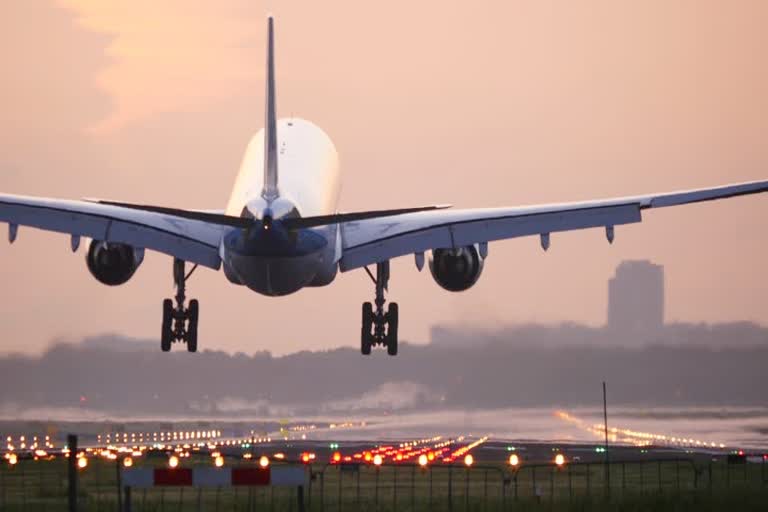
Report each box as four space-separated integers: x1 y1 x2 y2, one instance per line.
220 118 341 296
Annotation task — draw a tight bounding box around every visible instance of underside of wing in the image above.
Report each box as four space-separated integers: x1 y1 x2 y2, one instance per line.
0 194 230 269
339 180 768 271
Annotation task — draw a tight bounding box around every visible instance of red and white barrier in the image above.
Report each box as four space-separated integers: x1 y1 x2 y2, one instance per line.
123 466 307 488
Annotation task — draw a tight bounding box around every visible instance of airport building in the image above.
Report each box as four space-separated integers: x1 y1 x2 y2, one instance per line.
607 260 665 332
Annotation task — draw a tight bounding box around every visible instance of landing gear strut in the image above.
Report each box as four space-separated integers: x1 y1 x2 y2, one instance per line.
161 258 199 353
361 261 398 356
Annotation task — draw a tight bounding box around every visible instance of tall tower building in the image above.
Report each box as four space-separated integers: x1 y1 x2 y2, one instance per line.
607 260 664 331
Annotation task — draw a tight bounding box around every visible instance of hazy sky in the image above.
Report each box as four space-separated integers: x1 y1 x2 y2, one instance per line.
1 0 767 355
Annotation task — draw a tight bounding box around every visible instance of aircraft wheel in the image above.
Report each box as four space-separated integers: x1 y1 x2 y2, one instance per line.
187 299 199 353
361 302 373 355
386 303 399 356
161 299 173 352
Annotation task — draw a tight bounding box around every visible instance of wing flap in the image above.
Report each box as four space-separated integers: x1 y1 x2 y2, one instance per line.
341 203 640 270
0 194 227 268
340 179 768 272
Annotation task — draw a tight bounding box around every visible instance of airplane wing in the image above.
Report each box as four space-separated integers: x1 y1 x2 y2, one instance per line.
0 194 230 269
339 180 768 271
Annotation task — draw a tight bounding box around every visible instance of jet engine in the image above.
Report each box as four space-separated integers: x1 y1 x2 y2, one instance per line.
428 245 484 292
86 240 144 286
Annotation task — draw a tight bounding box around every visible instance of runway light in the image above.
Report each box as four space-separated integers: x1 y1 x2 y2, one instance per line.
332 452 341 463
509 454 520 467
78 457 88 470
418 454 428 467
301 453 311 464
8 454 17 466
555 454 565 467
373 454 383 466
464 454 474 467
259 456 270 468
168 455 179 468
123 457 133 468
214 455 224 468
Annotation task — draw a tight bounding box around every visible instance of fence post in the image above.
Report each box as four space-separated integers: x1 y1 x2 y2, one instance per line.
448 465 453 512
297 485 305 512
549 467 554 502
319 469 325 512
586 463 590 498
393 465 397 512
116 455 123 512
124 487 132 512
0 455 4 511
337 466 342 512
675 460 680 491
568 466 572 501
429 467 433 509
465 466 470 511
531 466 536 499
411 465 415 512
657 460 662 493
514 472 518 501
67 434 78 512
374 467 379 510
621 463 625 496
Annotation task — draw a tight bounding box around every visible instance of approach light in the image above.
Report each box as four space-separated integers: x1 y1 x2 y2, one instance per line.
77 457 88 470
332 452 341 463
259 456 270 468
373 454 383 466
168 455 179 468
464 454 474 467
8 453 18 466
418 454 428 467
555 454 565 467
509 454 520 467
214 455 224 468
123 457 133 468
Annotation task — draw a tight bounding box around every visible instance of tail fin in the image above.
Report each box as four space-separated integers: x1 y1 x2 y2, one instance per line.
262 16 279 201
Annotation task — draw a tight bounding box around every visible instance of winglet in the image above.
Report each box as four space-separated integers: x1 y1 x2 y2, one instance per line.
262 16 279 201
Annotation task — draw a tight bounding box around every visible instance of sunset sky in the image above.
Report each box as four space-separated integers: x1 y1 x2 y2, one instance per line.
1 0 767 355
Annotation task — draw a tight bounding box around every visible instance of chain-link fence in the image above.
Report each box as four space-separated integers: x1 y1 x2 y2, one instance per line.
0 456 766 511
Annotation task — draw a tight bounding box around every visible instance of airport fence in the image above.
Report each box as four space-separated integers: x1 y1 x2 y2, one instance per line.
0 455 766 511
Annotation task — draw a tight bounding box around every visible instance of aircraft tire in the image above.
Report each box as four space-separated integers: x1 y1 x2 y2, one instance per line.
361 302 373 355
386 302 398 356
161 299 173 352
187 299 199 353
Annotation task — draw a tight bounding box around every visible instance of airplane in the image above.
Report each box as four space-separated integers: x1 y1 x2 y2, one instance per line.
2 17 768 356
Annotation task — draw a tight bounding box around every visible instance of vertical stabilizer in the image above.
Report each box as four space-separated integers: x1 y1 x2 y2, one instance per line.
262 16 279 201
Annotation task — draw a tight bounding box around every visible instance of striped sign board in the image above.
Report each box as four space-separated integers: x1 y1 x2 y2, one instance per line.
123 466 307 488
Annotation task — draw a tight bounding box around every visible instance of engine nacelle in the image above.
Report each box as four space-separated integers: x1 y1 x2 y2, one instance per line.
428 245 484 292
86 240 143 286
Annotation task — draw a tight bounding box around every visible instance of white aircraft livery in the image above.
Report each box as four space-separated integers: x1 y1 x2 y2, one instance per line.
2 17 767 355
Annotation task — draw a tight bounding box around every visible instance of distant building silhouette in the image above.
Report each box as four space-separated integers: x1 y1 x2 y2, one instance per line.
607 260 664 331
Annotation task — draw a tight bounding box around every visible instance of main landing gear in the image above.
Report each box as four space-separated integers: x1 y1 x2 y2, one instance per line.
161 258 199 353
361 261 398 356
